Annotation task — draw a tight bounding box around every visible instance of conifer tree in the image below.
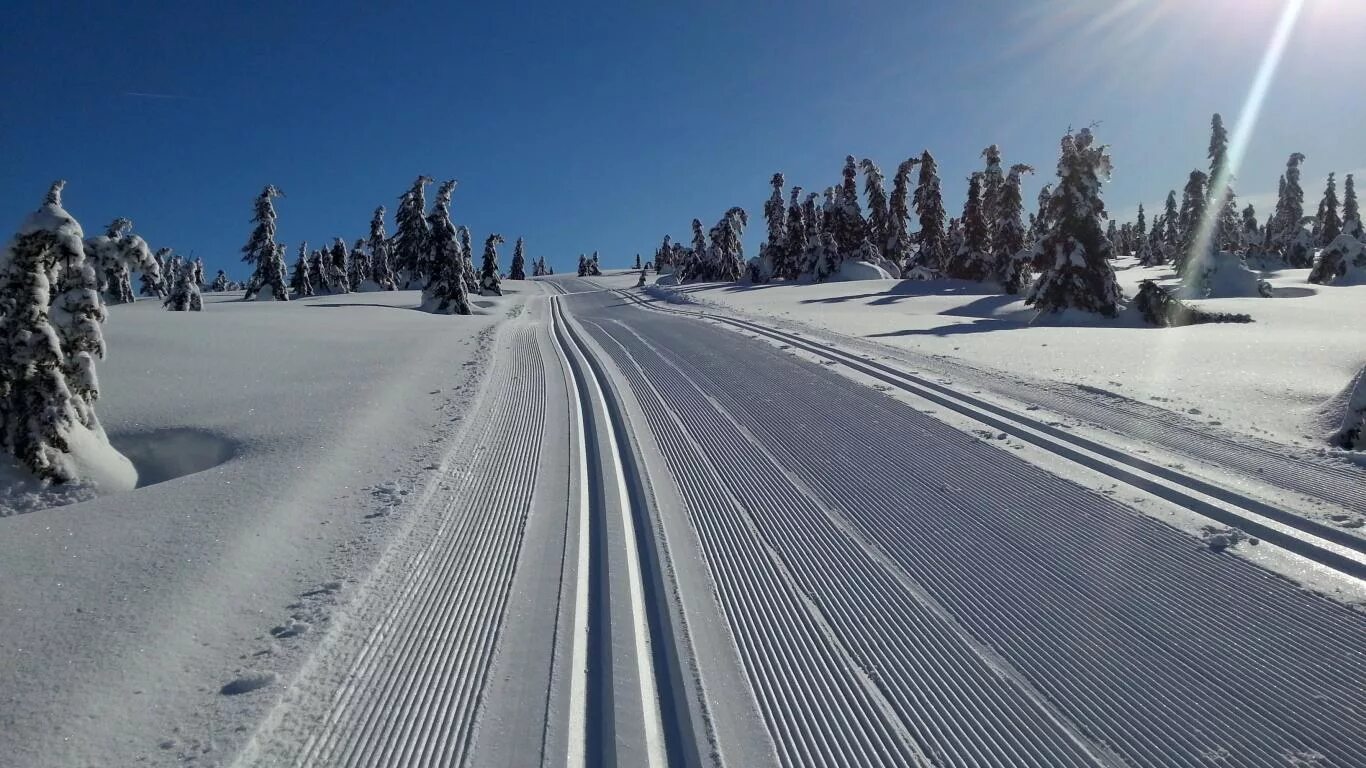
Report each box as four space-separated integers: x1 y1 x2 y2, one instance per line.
994 163 1034 293
912 150 949 274
1176 170 1209 274
886 159 918 269
479 233 504 295
242 185 283 300
633 253 641 270
589 250 602 276
290 241 314 297
1157 190 1180 264
947 172 991 280
1241 204 1261 247
781 187 807 280
834 156 866 258
393 176 432 288
980 145 1004 241
85 218 154 305
458 226 479 290
689 219 707 282
711 208 748 282
367 205 398 290
1273 152 1308 263
860 159 890 259
192 257 205 288
806 231 840 282
421 180 472 315
1343 173 1360 233
577 254 589 277
1207 113 1242 250
210 270 229 292
1027 129 1122 317
1315 172 1342 246
654 235 673 275
637 266 647 287
308 249 328 293
347 238 369 291
1030 184 1053 248
763 172 788 280
138 247 166 298
1136 203 1147 243
164 259 203 311
327 238 350 294
509 237 527 280
258 242 290 301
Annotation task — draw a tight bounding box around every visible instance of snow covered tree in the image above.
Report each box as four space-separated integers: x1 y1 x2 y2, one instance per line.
1308 226 1366 285
290 241 314 297
886 159 918 270
393 176 432 288
781 186 807 280
509 237 527 280
833 156 866 259
326 238 350 294
805 231 840 282
479 233 504 295
1206 113 1242 251
654 235 673 275
577 254 588 276
367 206 398 291
347 238 369 292
139 246 166 298
1343 173 1360 234
588 250 603 276
860 159 890 260
1153 190 1179 264
255 242 290 301
1026 129 1122 317
912 150 949 274
1241 204 1261 248
980 145 1004 243
163 258 203 311
637 266 647 287
946 172 991 280
458 226 479 290
85 218 154 305
1315 172 1342 247
993 163 1034 293
1273 152 1308 264
307 249 327 292
192 257 205 288
1175 170 1209 275
761 172 788 282
242 185 283 300
710 208 747 282
688 219 708 282
210 270 229 292
421 180 472 315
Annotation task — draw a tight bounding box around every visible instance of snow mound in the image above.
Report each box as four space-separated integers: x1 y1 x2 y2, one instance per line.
109 428 237 487
832 260 893 282
1308 232 1366 286
1178 251 1272 299
655 271 681 287
220 670 277 695
1319 363 1366 450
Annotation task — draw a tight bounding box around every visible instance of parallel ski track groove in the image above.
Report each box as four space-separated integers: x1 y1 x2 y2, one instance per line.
291 327 547 768
569 290 1366 768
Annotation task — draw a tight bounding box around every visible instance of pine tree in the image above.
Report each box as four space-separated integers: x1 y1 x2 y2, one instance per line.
781 186 807 280
654 235 673 275
367 206 398 290
994 163 1035 293
633 253 642 270
1343 173 1360 233
806 231 840 282
1315 172 1342 246
1027 129 1122 317
689 220 707 282
242 185 283 300
85 218 154 305
290 241 314 297
1241 204 1261 247
1157 190 1180 264
886 158 918 270
308 249 328 293
421 180 472 315
509 237 527 280
393 176 432 287
192 257 205 288
912 150 949 274
1136 203 1147 242
860 159 889 261
834 156 866 259
577 254 589 277
327 238 350 294
164 259 203 311
1207 113 1241 251
458 226 478 291
1274 152 1308 263
138 246 166 298
348 238 369 291
762 172 787 281
637 266 647 287
980 145 1004 242
258 242 290 301
210 270 229 292
712 207 748 282
1175 170 1209 274
1030 183 1053 249
588 250 603 276
479 233 504 296
947 172 991 280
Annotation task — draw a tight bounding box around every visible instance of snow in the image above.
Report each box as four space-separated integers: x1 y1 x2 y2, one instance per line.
832 258 894 282
1319 362 1366 449
1178 250 1272 298
0 284 541 767
640 258 1366 449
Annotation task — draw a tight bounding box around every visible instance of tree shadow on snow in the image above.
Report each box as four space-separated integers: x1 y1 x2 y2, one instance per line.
936 293 1025 319
798 279 998 307
867 317 1024 339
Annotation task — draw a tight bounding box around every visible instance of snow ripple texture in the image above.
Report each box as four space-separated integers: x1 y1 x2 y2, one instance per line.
282 326 546 767
568 290 1366 768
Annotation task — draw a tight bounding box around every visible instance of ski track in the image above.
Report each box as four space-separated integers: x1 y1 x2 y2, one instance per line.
275 325 547 768
557 285 1366 768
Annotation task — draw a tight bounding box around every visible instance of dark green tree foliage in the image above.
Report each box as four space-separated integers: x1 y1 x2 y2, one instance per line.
1135 280 1251 327
781 186 807 280
1316 172 1342 246
1207 113 1241 250
138 247 166 297
211 270 229 292
242 185 285 300
886 159 918 269
689 219 707 282
994 163 1034 293
327 238 350 294
1242 204 1261 246
577 254 588 277
1343 173 1360 229
307 249 327 292
947 172 991 280
480 234 504 296
1157 190 1180 263
912 150 949 273
654 235 672 274
290 241 314 297
393 176 432 287
980 145 1004 242
1026 129 1122 317
1274 153 1308 261
633 253 641 270
1136 203 1146 241
834 156 866 258
860 159 889 259
367 206 398 290
421 179 472 315
458 226 479 291
509 237 527 280
348 239 368 291
763 172 788 281
1176 170 1209 274
1029 183 1052 248
712 207 748 282
259 242 290 301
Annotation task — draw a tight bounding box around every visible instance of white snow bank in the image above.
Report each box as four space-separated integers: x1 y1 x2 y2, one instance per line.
832 259 894 282
1309 232 1366 286
1319 363 1366 449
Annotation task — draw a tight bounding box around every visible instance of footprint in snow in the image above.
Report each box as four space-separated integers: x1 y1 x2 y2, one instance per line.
221 670 277 695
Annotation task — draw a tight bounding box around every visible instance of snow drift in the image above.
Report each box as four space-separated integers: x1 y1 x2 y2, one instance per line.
1179 251 1272 299
1320 363 1366 449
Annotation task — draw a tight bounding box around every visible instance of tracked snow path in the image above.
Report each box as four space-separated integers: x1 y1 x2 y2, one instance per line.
240 319 550 768
555 284 1366 767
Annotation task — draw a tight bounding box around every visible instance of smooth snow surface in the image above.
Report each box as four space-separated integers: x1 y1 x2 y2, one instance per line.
832 258 894 281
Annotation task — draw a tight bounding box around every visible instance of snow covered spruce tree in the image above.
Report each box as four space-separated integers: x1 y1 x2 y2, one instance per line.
980 145 1004 244
242 185 288 300
687 219 708 282
833 156 866 261
458 226 479 290
210 270 229 292
885 159 918 271
479 233 504 295
393 176 432 288
290 241 314 297
947 172 991 280
421 180 472 315
509 237 527 280
577 254 588 277
1272 152 1310 265
1026 129 1122 317
1344 173 1360 232
1309 175 1366 284
192 257 205 288
912 150 949 276
712 208 748 282
1314 172 1342 247
758 172 787 282
164 257 203 311
85 217 154 305
366 206 398 291
138 248 166 297
1206 113 1242 252
0 181 135 488
307 248 327 292
319 238 347 294
347 238 369 292
1174 170 1209 275
861 160 890 261
994 163 1034 293
781 186 807 280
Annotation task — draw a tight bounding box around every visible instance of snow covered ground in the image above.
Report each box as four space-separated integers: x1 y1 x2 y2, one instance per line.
637 260 1366 451
0 285 539 767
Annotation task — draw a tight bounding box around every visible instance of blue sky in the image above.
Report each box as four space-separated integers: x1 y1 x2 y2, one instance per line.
3 1 1363 277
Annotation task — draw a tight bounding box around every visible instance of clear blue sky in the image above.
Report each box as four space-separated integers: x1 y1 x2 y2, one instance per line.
4 1 1363 277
